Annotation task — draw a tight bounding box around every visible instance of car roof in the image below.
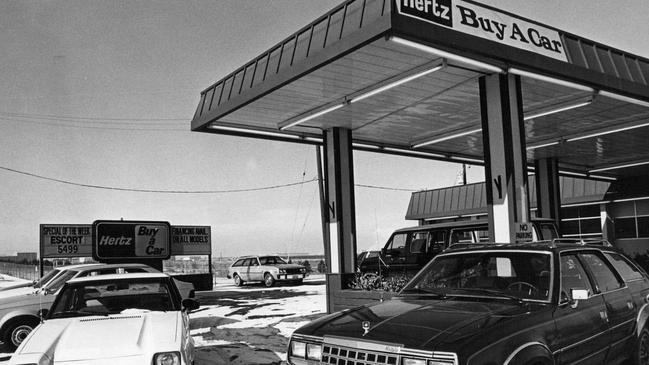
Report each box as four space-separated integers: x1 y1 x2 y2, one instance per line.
57 262 157 272
66 272 169 283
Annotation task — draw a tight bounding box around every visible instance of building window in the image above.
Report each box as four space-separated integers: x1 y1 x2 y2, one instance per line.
612 200 649 239
560 205 601 238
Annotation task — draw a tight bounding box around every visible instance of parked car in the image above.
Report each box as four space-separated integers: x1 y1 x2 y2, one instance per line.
288 239 649 365
359 219 559 274
227 255 307 287
0 262 159 350
8 272 199 365
0 263 94 299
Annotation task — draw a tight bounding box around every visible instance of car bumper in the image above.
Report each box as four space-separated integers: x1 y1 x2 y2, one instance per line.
275 274 305 281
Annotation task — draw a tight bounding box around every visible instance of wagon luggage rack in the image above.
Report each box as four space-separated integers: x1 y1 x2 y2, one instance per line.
539 238 613 248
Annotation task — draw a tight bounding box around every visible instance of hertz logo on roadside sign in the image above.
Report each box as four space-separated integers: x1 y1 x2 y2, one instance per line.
395 0 568 62
92 220 171 261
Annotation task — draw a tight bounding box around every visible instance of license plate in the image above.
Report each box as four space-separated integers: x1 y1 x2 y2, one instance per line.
291 275 300 280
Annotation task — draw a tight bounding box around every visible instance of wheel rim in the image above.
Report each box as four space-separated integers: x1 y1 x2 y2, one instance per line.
11 324 33 346
234 275 241 286
264 274 273 286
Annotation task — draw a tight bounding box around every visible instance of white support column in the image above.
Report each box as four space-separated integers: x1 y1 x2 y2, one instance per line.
480 73 530 243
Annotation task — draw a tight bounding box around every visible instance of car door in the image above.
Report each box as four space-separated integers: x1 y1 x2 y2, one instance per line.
248 257 262 281
580 251 636 363
383 232 408 271
554 252 610 365
239 258 252 281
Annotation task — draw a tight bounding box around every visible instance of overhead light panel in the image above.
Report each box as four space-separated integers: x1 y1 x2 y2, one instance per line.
412 128 482 149
567 121 649 142
349 63 445 104
279 103 345 131
383 147 445 159
508 68 594 93
390 36 503 74
599 90 649 108
589 160 649 173
526 141 560 150
523 99 593 121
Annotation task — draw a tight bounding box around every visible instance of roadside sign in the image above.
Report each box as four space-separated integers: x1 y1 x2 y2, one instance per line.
171 226 211 255
92 220 171 260
514 222 533 243
40 224 92 258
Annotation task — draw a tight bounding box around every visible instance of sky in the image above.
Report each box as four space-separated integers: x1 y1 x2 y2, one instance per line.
0 1 647 258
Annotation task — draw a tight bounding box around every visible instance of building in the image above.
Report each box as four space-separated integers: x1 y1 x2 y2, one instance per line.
406 175 649 256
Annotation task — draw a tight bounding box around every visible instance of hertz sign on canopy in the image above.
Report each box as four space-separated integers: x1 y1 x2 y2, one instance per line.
92 220 171 261
395 0 568 62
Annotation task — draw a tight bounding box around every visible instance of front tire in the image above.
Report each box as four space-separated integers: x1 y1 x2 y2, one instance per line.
263 273 275 287
3 318 39 351
233 274 244 287
635 327 649 365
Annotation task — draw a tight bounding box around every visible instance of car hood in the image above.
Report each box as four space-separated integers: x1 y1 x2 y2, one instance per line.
295 296 547 350
16 311 180 362
0 286 37 299
276 264 304 269
0 291 54 309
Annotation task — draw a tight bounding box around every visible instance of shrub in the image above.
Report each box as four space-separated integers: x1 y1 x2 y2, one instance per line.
347 272 414 293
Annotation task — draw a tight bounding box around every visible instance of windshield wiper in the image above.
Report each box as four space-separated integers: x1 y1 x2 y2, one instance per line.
458 288 525 305
400 287 449 299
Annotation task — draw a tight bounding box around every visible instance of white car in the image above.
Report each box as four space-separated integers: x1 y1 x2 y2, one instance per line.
0 263 160 350
8 272 199 365
227 255 307 287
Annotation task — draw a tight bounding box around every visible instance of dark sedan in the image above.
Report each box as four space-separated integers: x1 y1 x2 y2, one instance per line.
288 240 649 365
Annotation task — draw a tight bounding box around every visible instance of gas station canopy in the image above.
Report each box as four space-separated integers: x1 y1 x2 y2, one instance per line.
191 0 649 179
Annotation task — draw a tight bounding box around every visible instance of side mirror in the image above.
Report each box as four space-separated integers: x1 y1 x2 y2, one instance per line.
570 288 589 308
182 298 200 312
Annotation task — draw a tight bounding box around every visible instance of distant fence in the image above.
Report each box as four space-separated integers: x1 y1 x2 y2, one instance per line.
0 262 53 281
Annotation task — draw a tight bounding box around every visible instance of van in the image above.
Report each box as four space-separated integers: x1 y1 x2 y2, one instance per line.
358 219 559 274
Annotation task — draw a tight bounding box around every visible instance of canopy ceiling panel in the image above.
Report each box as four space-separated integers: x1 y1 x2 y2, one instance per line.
192 0 649 179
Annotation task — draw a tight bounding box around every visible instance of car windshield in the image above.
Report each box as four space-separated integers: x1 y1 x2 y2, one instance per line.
42 270 78 293
259 256 287 265
49 277 176 319
402 251 552 302
34 269 61 288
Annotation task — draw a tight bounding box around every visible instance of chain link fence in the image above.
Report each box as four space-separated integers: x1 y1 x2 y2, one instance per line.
0 262 52 281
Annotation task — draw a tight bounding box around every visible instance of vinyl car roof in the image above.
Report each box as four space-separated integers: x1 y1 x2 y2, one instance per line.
66 272 169 284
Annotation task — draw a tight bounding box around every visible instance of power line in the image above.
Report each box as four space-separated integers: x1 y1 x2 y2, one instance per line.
0 166 318 194
0 166 420 193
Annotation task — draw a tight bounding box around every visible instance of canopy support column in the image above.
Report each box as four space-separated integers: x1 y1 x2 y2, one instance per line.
323 128 357 312
480 73 530 243
534 157 562 228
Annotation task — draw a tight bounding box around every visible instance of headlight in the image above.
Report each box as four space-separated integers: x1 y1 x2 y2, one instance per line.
290 340 322 361
279 269 287 274
306 343 322 360
291 341 306 358
153 352 180 365
402 358 427 365
300 268 306 273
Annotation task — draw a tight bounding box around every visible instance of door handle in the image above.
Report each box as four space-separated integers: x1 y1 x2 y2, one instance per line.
600 311 609 323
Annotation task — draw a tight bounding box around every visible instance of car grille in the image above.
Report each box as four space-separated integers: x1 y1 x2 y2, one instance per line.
284 268 303 275
322 344 397 365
